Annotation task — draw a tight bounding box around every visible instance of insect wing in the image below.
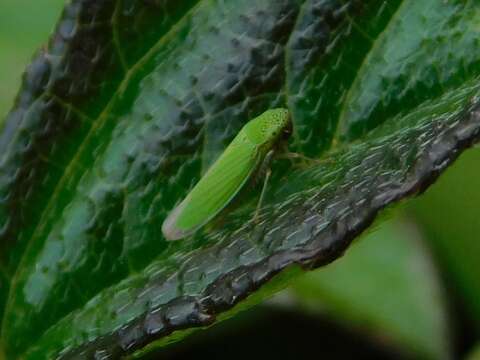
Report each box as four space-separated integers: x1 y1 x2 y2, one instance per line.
162 138 260 240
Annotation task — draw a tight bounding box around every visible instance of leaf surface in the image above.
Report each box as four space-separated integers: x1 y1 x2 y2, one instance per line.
1 0 480 358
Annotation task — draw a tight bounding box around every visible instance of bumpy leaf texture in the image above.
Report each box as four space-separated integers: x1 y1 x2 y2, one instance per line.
1 0 480 358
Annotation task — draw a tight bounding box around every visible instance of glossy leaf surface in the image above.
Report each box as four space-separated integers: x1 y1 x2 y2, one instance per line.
1 0 480 358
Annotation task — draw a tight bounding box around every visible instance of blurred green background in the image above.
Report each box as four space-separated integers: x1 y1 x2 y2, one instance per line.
1 1 479 359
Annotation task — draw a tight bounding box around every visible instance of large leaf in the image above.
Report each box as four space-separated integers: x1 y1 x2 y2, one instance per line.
1 0 480 358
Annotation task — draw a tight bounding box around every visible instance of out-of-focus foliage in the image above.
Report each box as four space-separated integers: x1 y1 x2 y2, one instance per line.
409 148 480 327
0 0 64 118
467 344 480 360
289 218 450 360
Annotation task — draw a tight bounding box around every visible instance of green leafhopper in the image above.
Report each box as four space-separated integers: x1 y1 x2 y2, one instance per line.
162 108 291 241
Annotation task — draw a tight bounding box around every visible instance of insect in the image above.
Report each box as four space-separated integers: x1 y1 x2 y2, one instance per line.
162 108 292 241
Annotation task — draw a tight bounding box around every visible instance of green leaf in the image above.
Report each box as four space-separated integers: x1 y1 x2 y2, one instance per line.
289 217 450 360
1 0 480 358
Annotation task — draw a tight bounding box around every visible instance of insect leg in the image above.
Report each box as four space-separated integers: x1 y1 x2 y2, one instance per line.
254 150 275 221
278 151 327 167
